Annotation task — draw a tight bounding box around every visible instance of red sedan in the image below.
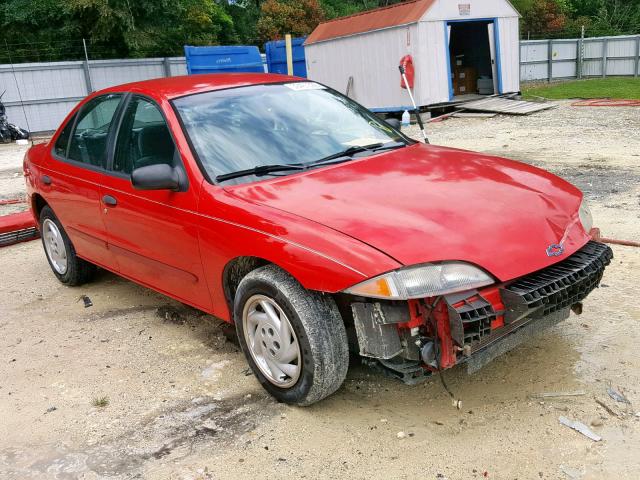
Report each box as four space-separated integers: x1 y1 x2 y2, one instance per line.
24 74 612 405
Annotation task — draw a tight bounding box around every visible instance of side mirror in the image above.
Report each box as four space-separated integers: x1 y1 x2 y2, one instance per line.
386 118 401 129
131 164 187 191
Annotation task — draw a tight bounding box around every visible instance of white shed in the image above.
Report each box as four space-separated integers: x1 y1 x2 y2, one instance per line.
304 0 520 112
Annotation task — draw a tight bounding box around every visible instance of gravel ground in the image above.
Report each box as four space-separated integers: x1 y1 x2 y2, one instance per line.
0 137 46 215
0 101 638 479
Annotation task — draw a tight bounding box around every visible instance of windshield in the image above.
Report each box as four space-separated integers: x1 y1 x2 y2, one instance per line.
172 82 408 183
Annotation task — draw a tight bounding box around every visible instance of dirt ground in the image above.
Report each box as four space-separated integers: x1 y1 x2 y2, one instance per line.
1 101 638 480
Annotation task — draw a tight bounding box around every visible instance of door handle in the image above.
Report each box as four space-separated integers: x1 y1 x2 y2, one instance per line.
41 175 51 185
102 195 117 207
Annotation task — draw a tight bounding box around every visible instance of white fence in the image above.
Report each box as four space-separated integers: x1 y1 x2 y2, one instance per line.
521 34 640 82
0 57 187 133
1 34 639 133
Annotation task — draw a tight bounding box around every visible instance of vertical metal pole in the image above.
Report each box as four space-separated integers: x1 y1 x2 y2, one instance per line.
577 25 584 79
601 37 608 78
285 34 293 76
4 39 32 137
82 38 94 93
163 57 172 77
547 39 553 82
635 35 640 77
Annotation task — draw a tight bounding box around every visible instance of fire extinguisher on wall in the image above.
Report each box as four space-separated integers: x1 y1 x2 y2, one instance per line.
399 55 415 89
398 55 428 143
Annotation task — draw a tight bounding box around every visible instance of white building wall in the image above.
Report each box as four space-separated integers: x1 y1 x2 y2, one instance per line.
305 25 420 110
424 0 518 21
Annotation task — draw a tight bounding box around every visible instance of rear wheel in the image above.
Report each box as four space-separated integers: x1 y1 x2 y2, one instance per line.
40 206 96 285
234 265 349 406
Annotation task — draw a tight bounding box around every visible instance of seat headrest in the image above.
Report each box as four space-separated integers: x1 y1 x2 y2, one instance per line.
138 124 174 158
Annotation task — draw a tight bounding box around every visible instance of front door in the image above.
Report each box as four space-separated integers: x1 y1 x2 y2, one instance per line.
99 95 211 310
42 94 123 270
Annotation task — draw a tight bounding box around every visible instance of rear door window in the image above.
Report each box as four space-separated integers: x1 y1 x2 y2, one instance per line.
67 94 123 169
113 96 177 175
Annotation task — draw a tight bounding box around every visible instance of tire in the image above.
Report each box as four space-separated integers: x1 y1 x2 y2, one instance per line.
39 206 96 285
234 265 349 406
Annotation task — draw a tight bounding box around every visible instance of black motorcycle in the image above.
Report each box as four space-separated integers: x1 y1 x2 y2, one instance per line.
0 90 29 143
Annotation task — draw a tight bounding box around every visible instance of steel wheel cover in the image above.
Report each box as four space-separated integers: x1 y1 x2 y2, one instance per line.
242 294 301 388
42 219 68 274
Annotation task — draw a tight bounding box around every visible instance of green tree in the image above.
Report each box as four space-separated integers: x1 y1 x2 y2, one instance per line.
320 0 406 19
256 0 325 45
1 0 235 61
521 0 569 36
0 0 81 61
589 0 640 36
223 0 261 44
66 0 234 56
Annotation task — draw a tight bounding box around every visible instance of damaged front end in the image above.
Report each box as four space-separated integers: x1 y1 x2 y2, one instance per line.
339 241 613 384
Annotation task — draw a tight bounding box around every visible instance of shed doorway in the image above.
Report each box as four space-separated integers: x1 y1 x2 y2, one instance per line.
446 20 499 100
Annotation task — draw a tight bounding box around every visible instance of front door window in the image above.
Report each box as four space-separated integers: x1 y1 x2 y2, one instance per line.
113 97 177 175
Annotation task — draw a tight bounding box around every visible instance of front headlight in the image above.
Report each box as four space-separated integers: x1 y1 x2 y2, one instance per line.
343 262 494 300
579 198 593 233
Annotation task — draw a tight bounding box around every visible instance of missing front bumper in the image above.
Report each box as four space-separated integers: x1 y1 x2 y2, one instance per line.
464 307 570 374
350 241 613 382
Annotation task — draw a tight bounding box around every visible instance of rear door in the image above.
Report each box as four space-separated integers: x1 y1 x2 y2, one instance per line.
99 95 211 310
41 94 123 270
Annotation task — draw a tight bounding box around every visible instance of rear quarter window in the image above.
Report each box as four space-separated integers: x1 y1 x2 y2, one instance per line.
53 113 77 157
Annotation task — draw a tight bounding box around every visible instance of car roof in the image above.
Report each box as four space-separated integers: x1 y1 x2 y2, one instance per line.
96 73 303 101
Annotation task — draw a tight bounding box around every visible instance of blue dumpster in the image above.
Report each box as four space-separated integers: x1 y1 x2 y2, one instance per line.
264 37 307 77
184 45 265 74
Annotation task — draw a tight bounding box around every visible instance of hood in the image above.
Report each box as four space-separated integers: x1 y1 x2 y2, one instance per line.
226 144 590 282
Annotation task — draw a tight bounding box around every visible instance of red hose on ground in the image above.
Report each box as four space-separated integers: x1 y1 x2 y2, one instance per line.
0 198 25 206
572 99 640 107
590 228 640 248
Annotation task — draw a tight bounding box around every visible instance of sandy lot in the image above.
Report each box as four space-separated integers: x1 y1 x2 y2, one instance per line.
1 101 639 480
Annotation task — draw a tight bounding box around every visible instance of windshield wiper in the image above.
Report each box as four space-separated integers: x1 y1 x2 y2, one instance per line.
307 143 383 166
215 142 409 182
216 163 305 182
371 141 408 152
306 141 408 167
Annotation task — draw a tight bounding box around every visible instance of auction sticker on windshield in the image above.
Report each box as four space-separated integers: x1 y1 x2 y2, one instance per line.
284 82 326 91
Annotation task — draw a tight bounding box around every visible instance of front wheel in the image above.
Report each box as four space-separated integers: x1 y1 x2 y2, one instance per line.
234 265 349 406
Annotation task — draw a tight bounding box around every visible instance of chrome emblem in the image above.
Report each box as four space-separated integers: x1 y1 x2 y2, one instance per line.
546 243 564 257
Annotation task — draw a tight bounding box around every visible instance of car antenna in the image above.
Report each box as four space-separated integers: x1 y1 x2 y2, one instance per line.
4 39 33 146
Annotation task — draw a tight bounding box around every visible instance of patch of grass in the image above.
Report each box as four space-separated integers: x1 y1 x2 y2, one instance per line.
522 78 640 100
92 396 109 408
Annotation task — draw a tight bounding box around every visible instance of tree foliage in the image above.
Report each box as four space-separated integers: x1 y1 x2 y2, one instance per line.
256 0 325 45
522 0 569 35
520 0 640 38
